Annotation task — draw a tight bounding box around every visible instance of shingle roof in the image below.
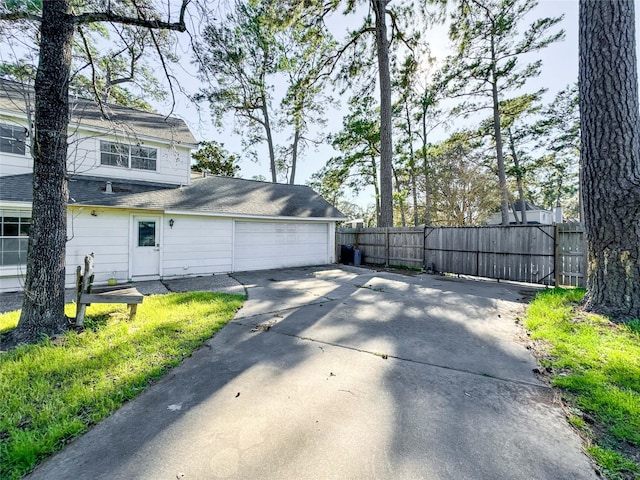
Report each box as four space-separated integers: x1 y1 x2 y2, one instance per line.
0 79 197 146
0 174 345 219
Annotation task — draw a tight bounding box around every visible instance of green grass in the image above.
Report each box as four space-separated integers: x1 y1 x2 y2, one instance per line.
0 292 244 480
526 288 640 479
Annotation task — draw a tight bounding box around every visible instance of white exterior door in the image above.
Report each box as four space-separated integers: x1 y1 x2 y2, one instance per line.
234 221 329 271
132 216 161 277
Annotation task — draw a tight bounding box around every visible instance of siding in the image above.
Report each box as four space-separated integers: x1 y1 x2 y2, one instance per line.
0 151 33 176
162 215 233 277
66 209 131 286
0 121 192 186
68 136 191 186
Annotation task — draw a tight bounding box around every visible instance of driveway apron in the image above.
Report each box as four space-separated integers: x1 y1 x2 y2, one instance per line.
26 266 597 480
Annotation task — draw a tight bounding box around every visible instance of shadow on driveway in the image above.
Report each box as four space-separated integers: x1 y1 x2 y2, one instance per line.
26 266 596 480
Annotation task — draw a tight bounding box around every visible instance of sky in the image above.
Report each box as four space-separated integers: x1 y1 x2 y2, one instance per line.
155 0 639 208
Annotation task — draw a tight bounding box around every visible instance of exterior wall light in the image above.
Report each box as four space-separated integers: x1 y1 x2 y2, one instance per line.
169 218 174 229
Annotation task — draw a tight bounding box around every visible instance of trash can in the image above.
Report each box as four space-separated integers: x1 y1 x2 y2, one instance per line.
353 248 362 266
340 245 354 264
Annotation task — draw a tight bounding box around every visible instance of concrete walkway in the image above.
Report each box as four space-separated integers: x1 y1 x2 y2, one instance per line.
22 266 596 479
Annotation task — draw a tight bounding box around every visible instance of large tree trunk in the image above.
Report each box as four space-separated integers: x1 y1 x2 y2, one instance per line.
373 0 393 227
579 0 640 320
10 0 73 344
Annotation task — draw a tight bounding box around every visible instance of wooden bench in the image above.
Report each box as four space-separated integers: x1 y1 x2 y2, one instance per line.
75 253 144 326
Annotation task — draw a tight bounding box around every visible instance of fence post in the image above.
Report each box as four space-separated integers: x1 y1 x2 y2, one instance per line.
554 223 561 287
385 227 390 266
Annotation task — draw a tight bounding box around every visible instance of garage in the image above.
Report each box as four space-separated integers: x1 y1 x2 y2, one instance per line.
233 221 330 271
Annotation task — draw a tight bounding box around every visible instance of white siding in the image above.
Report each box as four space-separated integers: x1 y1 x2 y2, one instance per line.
0 117 192 185
0 152 33 176
65 209 131 286
68 135 191 186
0 208 132 292
162 215 233 277
0 267 26 292
234 221 330 271
0 208 339 293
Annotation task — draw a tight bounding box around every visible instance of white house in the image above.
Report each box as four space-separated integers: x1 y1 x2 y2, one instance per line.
486 200 557 225
0 80 344 292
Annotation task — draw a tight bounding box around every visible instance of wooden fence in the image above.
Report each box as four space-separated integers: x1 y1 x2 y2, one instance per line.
336 224 586 287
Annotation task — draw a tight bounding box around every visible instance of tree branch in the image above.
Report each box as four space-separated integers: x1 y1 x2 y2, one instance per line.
0 12 42 22
72 0 190 31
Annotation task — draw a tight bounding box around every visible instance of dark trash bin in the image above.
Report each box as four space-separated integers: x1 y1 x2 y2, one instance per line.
340 245 354 264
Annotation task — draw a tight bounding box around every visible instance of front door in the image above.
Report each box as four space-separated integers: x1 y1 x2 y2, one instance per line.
132 216 160 277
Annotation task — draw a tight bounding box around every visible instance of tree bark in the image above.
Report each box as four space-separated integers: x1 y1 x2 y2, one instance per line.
404 101 419 226
421 107 432 226
508 126 527 224
370 155 381 226
373 0 394 227
393 167 407 227
10 0 74 344
290 127 300 185
261 99 277 183
579 0 640 320
491 65 510 225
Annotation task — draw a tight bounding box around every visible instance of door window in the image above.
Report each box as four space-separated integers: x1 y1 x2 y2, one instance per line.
138 221 156 247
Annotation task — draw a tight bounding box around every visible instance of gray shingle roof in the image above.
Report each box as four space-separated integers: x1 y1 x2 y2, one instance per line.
0 174 345 219
0 79 197 146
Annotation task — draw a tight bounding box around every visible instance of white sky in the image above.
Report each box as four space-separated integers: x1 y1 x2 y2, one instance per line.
154 0 639 208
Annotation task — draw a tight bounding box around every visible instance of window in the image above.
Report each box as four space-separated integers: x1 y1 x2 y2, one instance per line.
130 145 157 171
0 210 30 266
138 221 156 247
100 141 157 171
100 141 128 167
0 124 26 155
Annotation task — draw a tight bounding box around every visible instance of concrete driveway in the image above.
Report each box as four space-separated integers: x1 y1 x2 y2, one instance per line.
26 266 597 480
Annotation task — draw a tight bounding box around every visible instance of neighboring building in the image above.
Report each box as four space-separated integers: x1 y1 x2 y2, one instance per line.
342 218 365 228
0 80 344 292
486 200 557 225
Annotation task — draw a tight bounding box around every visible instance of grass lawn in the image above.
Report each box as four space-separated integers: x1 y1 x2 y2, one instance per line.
525 288 640 480
0 291 244 480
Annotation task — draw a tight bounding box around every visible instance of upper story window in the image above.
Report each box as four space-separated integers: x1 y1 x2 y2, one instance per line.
0 124 26 155
100 141 157 171
0 210 30 266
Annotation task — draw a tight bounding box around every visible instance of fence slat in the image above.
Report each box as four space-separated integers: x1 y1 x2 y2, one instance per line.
336 224 586 287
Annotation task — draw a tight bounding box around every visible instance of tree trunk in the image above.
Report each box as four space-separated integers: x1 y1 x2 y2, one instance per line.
490 36 510 226
290 127 300 185
10 0 73 345
370 155 381 226
508 127 527 224
373 0 393 227
262 99 277 183
421 107 432 226
579 0 640 320
404 101 419 226
393 167 407 227
492 81 510 225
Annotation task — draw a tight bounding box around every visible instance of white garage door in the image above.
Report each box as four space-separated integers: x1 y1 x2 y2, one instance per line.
234 221 329 271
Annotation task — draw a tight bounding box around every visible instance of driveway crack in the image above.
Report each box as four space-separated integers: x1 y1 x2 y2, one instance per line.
255 327 550 390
